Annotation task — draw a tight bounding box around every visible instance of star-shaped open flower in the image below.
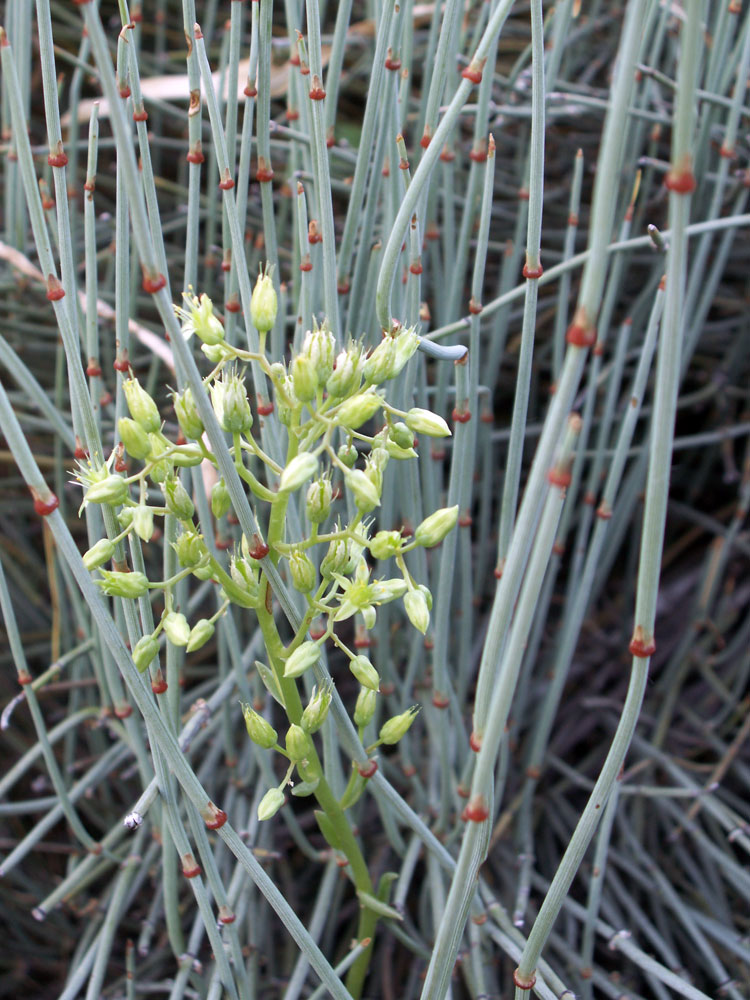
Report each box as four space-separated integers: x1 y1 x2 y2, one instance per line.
332 558 407 629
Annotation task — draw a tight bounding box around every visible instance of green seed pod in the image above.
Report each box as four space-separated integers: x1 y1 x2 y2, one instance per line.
345 468 380 512
320 537 348 578
289 550 316 593
173 387 204 440
404 588 430 634
243 704 278 749
349 654 380 691
85 473 129 507
337 442 358 468
390 421 415 450
171 444 204 467
257 787 285 821
123 378 161 433
301 684 333 734
354 686 377 728
163 611 190 647
172 529 207 568
363 336 398 384
177 292 225 345
118 417 151 460
301 324 336 384
369 530 402 561
132 635 160 673
379 705 420 745
279 453 319 493
211 479 232 519
164 477 195 521
414 506 459 547
82 538 115 571
186 619 215 653
326 343 363 399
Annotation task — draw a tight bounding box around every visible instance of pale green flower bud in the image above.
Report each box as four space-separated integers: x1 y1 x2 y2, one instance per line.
354 686 377 728
82 538 115 570
132 635 159 673
228 556 260 607
279 453 318 493
186 619 215 652
404 589 430 634
301 324 336 384
283 640 321 679
250 266 277 333
212 372 253 435
418 584 433 610
243 704 278 749
164 477 195 521
177 292 225 345
211 480 231 519
173 387 204 440
349 654 380 691
346 469 380 512
320 537 348 578
363 335 398 384
404 407 451 438
257 787 285 821
286 723 314 763
390 422 415 450
118 417 151 460
132 505 155 542
289 550 316 593
379 705 420 745
96 570 150 599
163 611 190 647
146 433 172 484
326 344 362 399
391 325 420 374
201 342 228 363
337 442 358 468
306 476 332 524
85 473 129 507
291 353 318 403
172 529 207 568
336 392 382 430
369 530 401 561
118 507 134 529
123 378 161 433
414 506 459 547
369 578 408 603
301 684 332 734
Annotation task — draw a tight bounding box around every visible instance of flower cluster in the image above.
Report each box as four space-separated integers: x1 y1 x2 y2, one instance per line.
78 273 458 822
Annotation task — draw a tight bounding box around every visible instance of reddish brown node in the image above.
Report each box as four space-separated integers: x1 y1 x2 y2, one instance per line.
215 536 232 551
133 109 148 122
309 627 326 642
399 156 410 171
461 65 483 84
114 456 128 473
452 408 472 424
74 443 88 460
226 511 239 526
583 491 596 506
431 449 446 461
17 670 32 686
309 80 326 100
729 0 741 12
439 146 455 162
248 536 269 561
420 128 432 148
402 764 416 778
142 273 166 294
113 356 131 372
151 678 168 695
221 259 232 273
32 492 59 517
114 704 133 719
423 637 434 650
552 542 565 556
336 857 349 868
596 504 612 520
219 910 236 925
46 276 65 301
219 175 235 191
512 969 537 991
186 147 205 164
432 692 450 709
224 298 241 314
665 169 697 194
568 213 579 226
522 263 544 280
42 195 55 210
48 150 69 168
358 760 378 779
337 279 350 294
469 731 482 753
256 163 274 183
289 49 301 67
204 806 228 830
469 147 487 163
384 48 401 71
468 297 483 315
86 361 102 378
629 627 656 659
182 863 202 879
566 322 596 348
353 635 371 651
409 261 423 275
287 107 299 121
379 682 395 696
462 795 489 823
308 220 322 244
472 912 488 925
119 84 132 99
480 411 493 425
299 256 313 272
593 340 605 357
518 188 530 201
257 399 274 416
458 514 473 528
